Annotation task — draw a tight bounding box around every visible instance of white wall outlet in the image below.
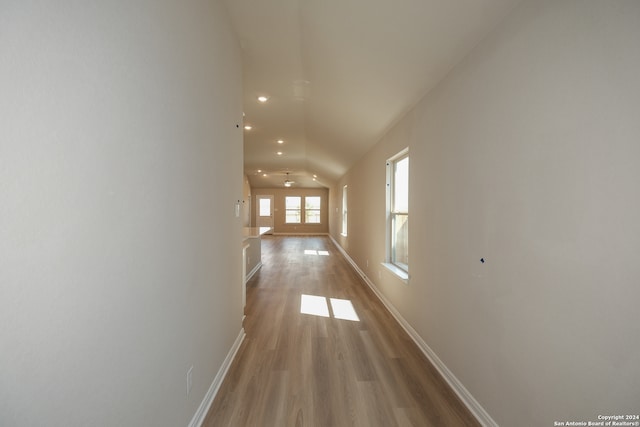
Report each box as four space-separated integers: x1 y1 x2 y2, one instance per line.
187 365 193 396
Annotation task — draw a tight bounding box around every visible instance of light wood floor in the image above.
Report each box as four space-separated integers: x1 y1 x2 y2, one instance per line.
203 236 480 427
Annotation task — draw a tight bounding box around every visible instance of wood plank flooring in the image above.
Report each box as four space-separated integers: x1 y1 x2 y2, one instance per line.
203 236 480 427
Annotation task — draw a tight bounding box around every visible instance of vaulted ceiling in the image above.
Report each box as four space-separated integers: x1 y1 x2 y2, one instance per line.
223 0 521 188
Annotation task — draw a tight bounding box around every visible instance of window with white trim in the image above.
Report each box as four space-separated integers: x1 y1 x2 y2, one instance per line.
285 196 301 223
259 198 271 216
285 195 322 224
305 196 321 224
386 150 409 275
341 185 348 236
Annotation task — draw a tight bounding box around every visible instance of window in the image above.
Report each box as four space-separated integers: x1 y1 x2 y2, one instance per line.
386 150 409 276
259 198 271 217
285 195 322 224
341 185 348 236
305 196 321 224
285 196 301 223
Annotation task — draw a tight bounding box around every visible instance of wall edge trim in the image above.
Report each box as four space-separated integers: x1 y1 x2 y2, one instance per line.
329 235 498 427
188 328 246 427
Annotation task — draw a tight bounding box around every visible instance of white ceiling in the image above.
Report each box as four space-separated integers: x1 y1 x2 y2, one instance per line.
223 0 521 188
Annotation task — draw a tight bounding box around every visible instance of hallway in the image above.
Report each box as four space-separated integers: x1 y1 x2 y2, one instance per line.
204 236 479 427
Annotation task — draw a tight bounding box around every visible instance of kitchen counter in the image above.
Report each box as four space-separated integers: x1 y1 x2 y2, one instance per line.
242 227 272 239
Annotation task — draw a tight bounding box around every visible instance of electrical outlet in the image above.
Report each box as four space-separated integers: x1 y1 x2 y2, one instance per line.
187 366 193 396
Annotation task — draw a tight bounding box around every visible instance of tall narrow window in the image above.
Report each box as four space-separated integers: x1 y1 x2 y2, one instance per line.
387 150 409 276
305 196 321 224
285 196 301 223
341 185 348 236
259 198 271 217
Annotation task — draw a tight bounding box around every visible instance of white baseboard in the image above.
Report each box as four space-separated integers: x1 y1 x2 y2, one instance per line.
188 328 246 427
329 236 498 427
245 262 262 283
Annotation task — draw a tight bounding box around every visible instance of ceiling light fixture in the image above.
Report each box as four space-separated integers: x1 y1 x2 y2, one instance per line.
277 139 284 144
244 125 252 130
276 151 283 156
284 173 293 187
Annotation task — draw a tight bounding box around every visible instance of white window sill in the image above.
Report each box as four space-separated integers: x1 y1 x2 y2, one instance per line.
381 263 409 284
340 233 347 237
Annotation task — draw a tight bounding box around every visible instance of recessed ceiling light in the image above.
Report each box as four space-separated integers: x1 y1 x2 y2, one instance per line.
257 169 262 173
313 174 317 178
276 151 283 156
262 173 267 177
277 139 284 144
244 125 252 130
257 96 269 103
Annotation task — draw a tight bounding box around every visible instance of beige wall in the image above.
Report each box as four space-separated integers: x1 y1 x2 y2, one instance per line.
253 187 329 234
0 1 244 426
330 1 640 425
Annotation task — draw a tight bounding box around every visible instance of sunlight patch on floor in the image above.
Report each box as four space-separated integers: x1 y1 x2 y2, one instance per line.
300 294 330 317
330 298 360 321
304 249 330 256
300 294 360 321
